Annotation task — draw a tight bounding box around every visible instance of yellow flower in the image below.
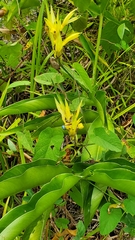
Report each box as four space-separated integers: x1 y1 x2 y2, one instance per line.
55 97 84 139
45 6 80 57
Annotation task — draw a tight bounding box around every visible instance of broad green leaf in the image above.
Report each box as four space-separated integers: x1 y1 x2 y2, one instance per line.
99 203 122 235
101 21 120 55
17 130 34 153
0 95 56 116
117 23 129 40
55 218 69 229
81 117 104 161
79 34 95 61
7 139 17 152
106 158 135 171
100 0 109 13
0 160 70 199
8 81 30 89
28 217 45 240
62 65 88 91
88 1 100 16
123 141 135 158
22 208 51 240
69 186 82 207
122 214 135 236
72 15 88 32
35 72 64 85
124 196 135 215
33 127 64 161
82 162 135 196
101 20 133 55
0 42 22 68
92 127 122 152
0 173 79 240
89 183 107 222
72 0 90 12
80 180 93 228
0 92 81 117
73 62 93 93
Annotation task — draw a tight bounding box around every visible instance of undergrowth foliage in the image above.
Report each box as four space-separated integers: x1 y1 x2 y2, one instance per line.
0 0 135 239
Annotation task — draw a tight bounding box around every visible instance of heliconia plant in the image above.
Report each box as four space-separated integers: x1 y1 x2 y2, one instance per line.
0 0 135 239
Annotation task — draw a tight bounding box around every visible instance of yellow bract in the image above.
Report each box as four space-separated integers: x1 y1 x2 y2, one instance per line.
55 97 84 139
45 6 80 57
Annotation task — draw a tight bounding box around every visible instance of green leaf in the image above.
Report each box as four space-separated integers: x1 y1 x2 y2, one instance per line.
124 196 135 215
22 208 51 240
55 218 69 229
20 0 40 9
0 42 22 68
72 15 88 32
73 62 93 93
130 0 135 15
99 203 122 235
26 217 45 240
92 127 122 152
82 161 135 196
0 173 79 240
62 65 92 92
117 23 129 40
88 1 100 16
89 183 107 222
79 34 95 61
101 21 120 55
122 214 135 236
35 72 64 85
0 160 70 199
0 95 56 116
81 117 104 161
0 80 10 107
101 20 133 55
17 130 34 153
72 0 90 12
7 139 17 152
73 221 85 240
33 127 64 161
80 180 93 228
8 81 30 89
100 0 109 13
69 186 83 208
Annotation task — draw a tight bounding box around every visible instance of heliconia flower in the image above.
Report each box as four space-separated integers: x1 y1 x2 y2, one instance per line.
45 6 80 57
55 97 84 139
62 32 80 47
61 8 79 30
55 97 73 124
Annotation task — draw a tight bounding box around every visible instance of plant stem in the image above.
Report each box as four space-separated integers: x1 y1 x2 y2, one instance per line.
30 1 45 99
92 13 103 84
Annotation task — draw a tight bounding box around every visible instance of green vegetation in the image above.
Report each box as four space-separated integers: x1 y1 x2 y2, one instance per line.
0 0 135 239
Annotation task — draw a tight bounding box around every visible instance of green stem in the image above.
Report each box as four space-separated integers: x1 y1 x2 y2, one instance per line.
92 13 103 84
18 138 25 164
30 1 45 99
